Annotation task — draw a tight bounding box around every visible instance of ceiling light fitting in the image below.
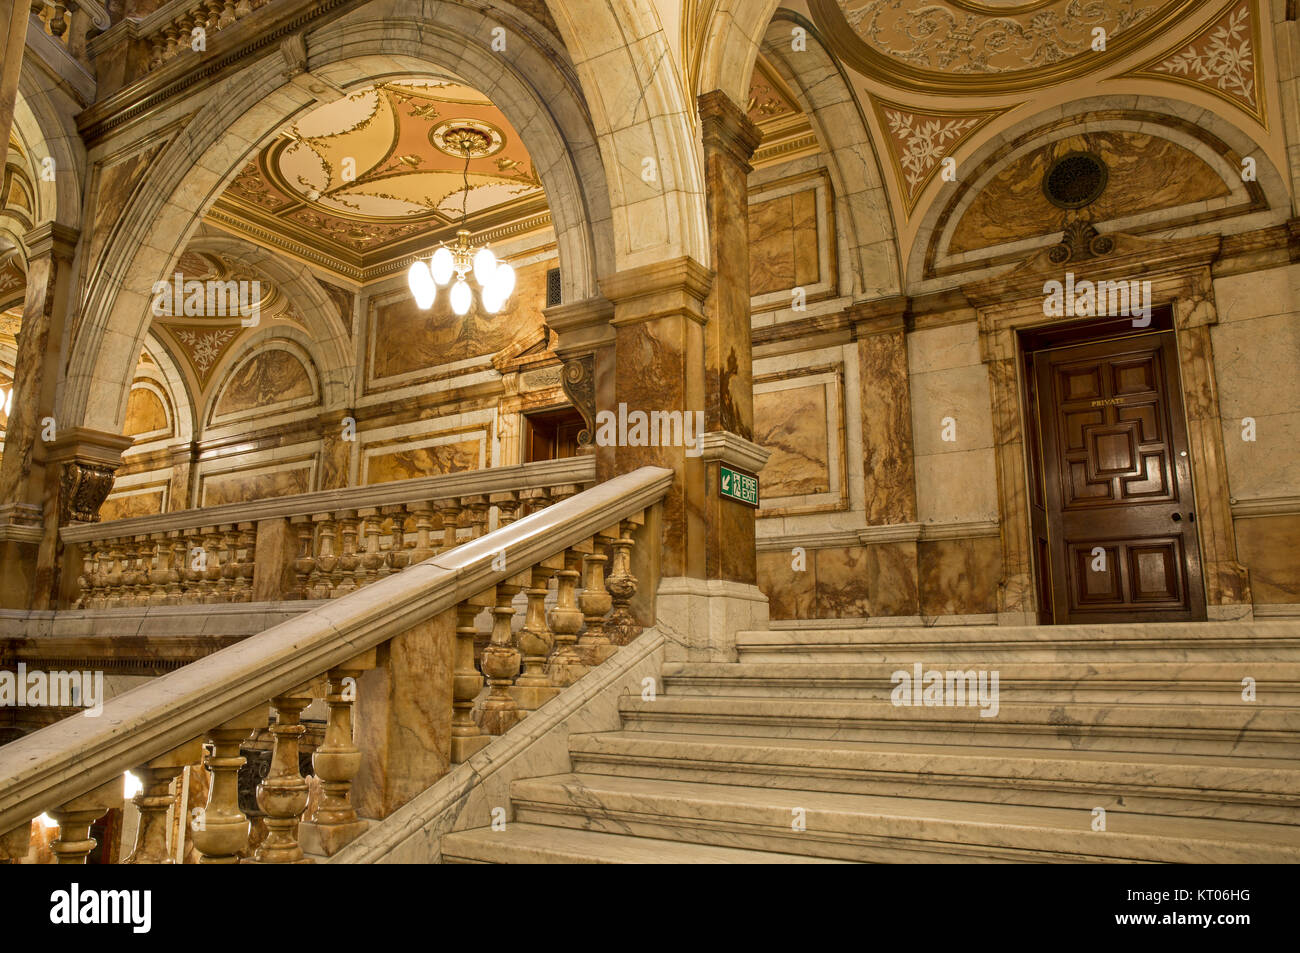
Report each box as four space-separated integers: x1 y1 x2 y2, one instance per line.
407 127 515 316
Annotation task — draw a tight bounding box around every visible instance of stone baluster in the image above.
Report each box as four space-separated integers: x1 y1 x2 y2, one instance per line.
48 783 115 864
180 530 205 604
490 490 520 529
105 538 125 607
549 483 580 506
202 0 224 31
234 523 255 602
407 503 436 564
199 526 221 603
511 562 563 710
165 532 185 605
518 486 549 519
478 574 528 735
358 508 382 587
77 545 96 609
547 549 588 686
192 717 258 864
462 495 489 540
335 511 359 597
382 506 409 576
217 0 238 29
121 766 176 864
604 522 640 645
218 524 239 602
577 550 614 665
147 534 170 606
289 517 314 600
252 695 311 864
435 499 460 553
311 514 337 600
300 670 367 856
121 537 142 606
451 593 494 762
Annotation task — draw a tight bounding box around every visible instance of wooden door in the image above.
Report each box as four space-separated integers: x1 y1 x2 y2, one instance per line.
1032 332 1206 623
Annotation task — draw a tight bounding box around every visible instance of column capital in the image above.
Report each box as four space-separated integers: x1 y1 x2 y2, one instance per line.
698 89 761 171
42 426 134 468
599 256 713 326
846 295 910 337
23 222 80 261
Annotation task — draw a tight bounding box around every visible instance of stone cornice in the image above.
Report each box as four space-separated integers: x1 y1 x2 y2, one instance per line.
698 431 771 474
544 295 616 354
41 427 135 468
698 89 761 170
845 295 909 337
24 222 80 261
599 256 713 327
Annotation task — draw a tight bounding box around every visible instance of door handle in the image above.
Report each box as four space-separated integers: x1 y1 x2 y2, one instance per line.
1171 512 1182 522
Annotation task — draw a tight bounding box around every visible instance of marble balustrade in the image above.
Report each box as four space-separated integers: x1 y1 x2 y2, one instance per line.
61 457 595 609
2 466 670 863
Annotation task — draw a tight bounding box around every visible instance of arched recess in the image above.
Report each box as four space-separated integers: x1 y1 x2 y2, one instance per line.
544 0 711 271
136 334 195 447
908 95 1293 290
62 0 615 437
180 230 353 409
760 11 902 299
696 0 783 106
201 327 321 435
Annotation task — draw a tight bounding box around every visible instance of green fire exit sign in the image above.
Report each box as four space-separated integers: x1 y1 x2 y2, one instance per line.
719 465 759 507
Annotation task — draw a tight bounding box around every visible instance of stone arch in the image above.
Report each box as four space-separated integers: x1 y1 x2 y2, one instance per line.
12 58 85 233
697 0 783 105
63 0 614 437
544 0 710 270
137 334 196 446
760 11 901 299
908 95 1292 290
180 230 353 410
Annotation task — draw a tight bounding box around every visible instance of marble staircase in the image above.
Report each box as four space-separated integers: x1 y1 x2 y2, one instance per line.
441 621 1300 863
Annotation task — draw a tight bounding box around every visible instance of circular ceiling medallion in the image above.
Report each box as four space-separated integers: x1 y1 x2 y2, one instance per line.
431 119 505 159
1042 151 1109 209
808 0 1215 94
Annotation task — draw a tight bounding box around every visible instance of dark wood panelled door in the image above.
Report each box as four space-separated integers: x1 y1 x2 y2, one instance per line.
1032 332 1206 623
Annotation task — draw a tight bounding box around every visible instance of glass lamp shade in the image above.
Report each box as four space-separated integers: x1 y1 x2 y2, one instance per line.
481 286 504 314
450 278 472 316
472 247 497 287
491 262 516 300
407 260 436 310
430 246 455 286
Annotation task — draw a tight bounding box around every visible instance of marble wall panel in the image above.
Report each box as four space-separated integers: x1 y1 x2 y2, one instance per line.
1234 516 1300 604
369 259 549 385
749 189 819 296
756 549 816 620
123 386 170 438
99 487 167 522
213 348 314 419
199 460 314 507
363 437 482 486
813 546 872 618
918 537 1001 616
754 382 830 496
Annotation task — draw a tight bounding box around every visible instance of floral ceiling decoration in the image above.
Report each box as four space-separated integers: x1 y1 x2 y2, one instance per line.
809 0 1216 93
208 80 548 280
1122 0 1264 127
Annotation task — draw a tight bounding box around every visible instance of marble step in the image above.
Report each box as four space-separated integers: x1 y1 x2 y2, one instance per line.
617 695 1300 757
567 731 1300 824
440 822 850 864
509 773 1300 863
660 661 1300 704
737 622 1300 663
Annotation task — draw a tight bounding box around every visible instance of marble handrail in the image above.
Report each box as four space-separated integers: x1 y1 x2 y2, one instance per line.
0 465 671 851
61 456 595 544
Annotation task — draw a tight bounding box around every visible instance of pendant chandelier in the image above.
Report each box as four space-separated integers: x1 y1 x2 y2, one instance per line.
407 127 515 315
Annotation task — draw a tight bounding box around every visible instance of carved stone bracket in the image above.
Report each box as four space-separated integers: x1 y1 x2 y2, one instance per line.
561 354 596 449
1048 220 1115 264
59 462 116 525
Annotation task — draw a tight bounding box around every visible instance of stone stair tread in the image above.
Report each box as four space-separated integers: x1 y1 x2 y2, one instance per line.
512 773 1300 853
619 694 1300 728
738 622 1300 644
569 730 1300 780
440 822 850 864
664 661 1300 678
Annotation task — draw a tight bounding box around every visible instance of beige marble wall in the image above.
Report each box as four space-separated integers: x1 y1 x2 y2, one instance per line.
908 320 999 524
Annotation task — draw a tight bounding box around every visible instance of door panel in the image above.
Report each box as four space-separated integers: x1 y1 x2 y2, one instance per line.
1032 332 1206 623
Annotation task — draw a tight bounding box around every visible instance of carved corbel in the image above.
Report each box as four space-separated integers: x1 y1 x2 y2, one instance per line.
560 354 596 450
59 462 116 525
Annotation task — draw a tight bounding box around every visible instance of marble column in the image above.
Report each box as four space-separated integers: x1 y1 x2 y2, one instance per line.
698 89 763 587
